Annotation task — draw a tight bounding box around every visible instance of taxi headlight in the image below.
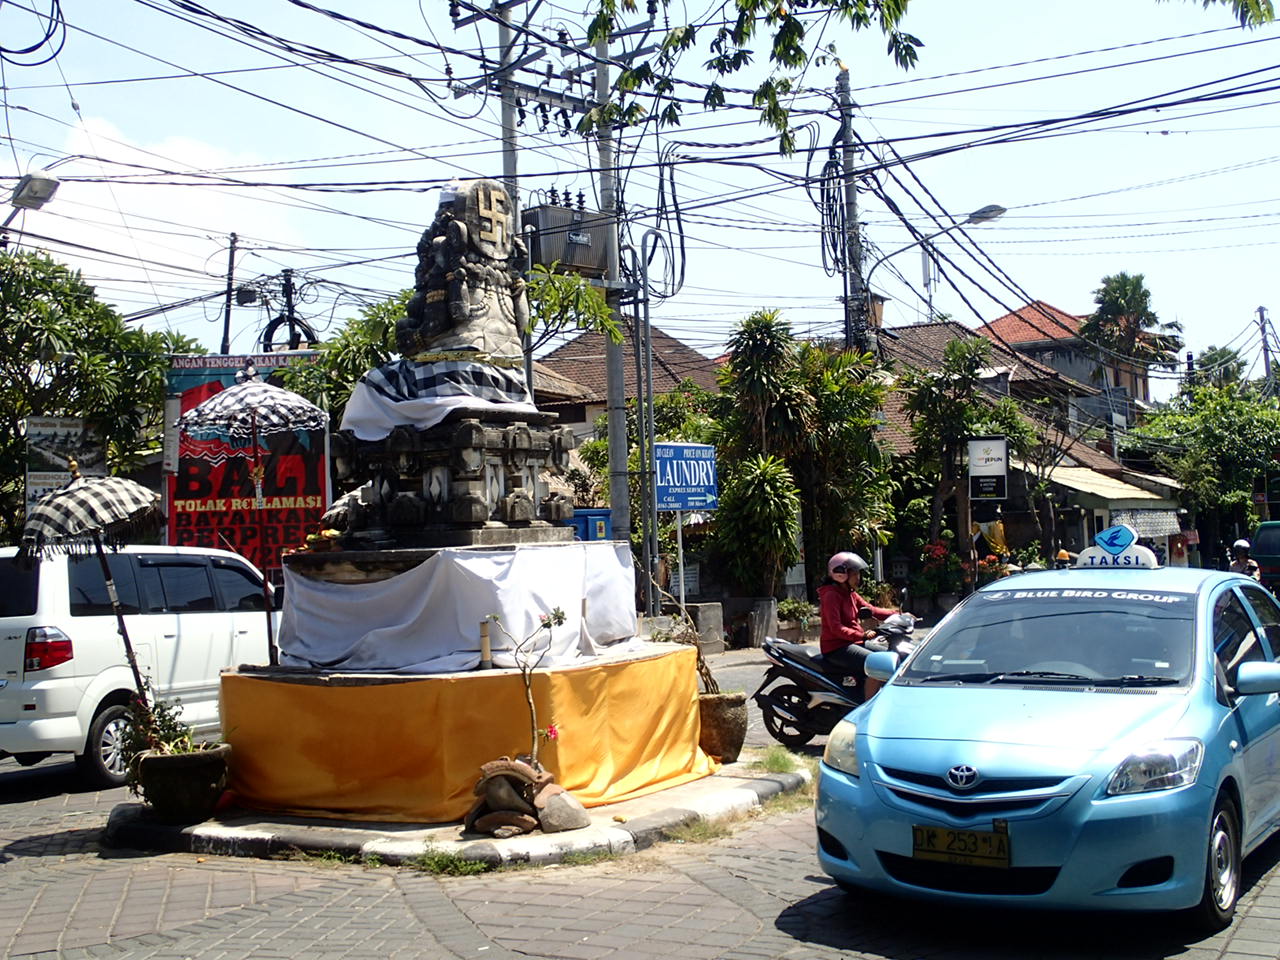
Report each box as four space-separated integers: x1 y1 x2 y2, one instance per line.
1106 739 1204 795
822 718 859 776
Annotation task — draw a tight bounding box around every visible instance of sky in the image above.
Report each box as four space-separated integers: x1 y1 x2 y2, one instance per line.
4 0 1280 402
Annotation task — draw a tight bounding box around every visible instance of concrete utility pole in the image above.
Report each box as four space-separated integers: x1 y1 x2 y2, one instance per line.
836 67 865 351
1258 306 1272 390
596 35 631 546
220 232 237 355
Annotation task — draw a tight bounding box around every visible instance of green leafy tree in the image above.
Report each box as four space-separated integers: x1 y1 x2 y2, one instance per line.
1124 382 1280 550
0 249 203 542
586 0 1272 153
1188 344 1247 389
1078 272 1183 391
899 337 1031 543
711 454 801 595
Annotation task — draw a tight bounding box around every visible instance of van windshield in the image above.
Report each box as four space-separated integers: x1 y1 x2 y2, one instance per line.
0 557 38 617
900 589 1197 686
1252 526 1280 555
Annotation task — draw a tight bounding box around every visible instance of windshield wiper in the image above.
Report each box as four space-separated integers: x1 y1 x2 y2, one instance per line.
914 671 1003 684
1090 675 1181 687
988 670 1096 684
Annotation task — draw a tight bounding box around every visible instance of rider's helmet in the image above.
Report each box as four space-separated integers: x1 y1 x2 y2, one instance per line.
1234 538 1252 554
828 551 868 576
1056 548 1071 561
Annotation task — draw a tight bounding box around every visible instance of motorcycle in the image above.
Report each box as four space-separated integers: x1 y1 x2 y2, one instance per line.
752 612 918 747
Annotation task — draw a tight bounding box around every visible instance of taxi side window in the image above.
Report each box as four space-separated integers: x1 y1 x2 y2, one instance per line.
1213 590 1266 686
1239 586 1280 662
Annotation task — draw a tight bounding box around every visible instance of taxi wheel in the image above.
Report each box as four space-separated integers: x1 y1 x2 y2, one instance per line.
1191 796 1241 932
762 684 815 747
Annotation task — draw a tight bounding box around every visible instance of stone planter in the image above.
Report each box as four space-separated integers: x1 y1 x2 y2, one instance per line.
698 692 748 763
135 743 231 824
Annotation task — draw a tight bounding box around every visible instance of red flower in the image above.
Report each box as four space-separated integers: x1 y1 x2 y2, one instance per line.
542 723 559 741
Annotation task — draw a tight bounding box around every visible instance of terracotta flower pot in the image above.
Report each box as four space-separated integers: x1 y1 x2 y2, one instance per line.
698 692 748 763
135 743 231 824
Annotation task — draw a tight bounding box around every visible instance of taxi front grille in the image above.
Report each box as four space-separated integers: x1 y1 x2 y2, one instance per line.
885 791 1047 818
878 852 1059 895
882 767 1064 794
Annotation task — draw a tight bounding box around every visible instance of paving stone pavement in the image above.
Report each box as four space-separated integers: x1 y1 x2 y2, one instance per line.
5 754 1280 959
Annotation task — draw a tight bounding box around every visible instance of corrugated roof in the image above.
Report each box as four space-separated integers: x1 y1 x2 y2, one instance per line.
538 327 721 401
1030 463 1168 502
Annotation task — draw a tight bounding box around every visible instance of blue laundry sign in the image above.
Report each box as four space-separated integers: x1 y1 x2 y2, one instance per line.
654 443 718 511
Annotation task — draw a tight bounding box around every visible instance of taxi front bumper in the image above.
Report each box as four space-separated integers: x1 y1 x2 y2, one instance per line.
816 760 1214 912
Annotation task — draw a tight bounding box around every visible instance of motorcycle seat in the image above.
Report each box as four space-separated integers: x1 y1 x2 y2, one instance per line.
770 640 824 662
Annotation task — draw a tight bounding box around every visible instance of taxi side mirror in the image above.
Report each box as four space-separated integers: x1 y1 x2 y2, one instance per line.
865 650 900 682
1234 661 1280 696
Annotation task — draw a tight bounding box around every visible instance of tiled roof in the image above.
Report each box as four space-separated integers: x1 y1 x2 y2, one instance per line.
538 327 721 400
978 301 1084 345
878 391 915 457
531 361 594 402
881 319 1088 390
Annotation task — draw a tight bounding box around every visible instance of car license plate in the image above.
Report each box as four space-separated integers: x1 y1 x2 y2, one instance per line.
912 823 1010 868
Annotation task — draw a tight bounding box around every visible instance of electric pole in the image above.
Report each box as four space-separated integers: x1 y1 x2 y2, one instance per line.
836 67 865 351
1259 305 1271 391
220 232 237 355
597 36 631 547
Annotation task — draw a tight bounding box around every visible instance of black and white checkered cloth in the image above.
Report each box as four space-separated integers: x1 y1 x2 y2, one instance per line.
21 475 161 557
358 358 531 406
176 381 328 441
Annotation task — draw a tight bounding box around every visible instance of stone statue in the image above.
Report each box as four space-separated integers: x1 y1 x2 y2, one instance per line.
397 179 528 361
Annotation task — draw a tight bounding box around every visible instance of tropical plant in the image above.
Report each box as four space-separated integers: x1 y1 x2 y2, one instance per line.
1077 272 1183 392
0 249 204 542
711 454 800 595
486 607 567 771
523 261 619 352
777 596 818 626
1187 344 1247 389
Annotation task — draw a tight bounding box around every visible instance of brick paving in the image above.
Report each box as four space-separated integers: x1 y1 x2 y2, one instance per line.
5 681 1280 959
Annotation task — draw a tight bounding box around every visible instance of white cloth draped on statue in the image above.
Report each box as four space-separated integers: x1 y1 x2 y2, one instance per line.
278 541 639 673
340 358 537 440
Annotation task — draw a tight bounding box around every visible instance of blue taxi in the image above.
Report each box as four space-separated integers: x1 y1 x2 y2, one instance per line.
816 525 1280 930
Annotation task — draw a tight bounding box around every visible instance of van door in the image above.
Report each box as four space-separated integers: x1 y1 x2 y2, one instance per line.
135 555 225 733
66 552 155 690
209 557 272 669
0 555 40 723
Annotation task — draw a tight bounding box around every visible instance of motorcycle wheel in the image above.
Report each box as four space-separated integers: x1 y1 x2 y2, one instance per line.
762 683 815 747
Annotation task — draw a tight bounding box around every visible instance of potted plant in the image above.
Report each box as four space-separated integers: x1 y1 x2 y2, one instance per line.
776 597 817 643
124 692 230 824
919 538 964 611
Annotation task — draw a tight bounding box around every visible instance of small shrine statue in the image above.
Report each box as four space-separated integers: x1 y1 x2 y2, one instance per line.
341 178 538 440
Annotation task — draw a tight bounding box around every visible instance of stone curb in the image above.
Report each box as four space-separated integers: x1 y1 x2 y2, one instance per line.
101 768 809 867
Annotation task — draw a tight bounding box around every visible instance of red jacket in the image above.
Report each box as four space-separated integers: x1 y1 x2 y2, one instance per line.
818 581 894 654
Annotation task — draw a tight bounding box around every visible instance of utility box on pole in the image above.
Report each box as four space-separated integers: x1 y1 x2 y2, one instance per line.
521 205 609 277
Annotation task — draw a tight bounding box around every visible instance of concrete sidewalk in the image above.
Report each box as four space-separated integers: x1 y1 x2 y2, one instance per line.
102 754 810 867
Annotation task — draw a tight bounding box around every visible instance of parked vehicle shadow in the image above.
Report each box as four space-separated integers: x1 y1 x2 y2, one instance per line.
778 831 1280 960
0 756 119 803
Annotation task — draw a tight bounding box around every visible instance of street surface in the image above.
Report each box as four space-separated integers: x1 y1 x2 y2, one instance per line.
2 646 1279 959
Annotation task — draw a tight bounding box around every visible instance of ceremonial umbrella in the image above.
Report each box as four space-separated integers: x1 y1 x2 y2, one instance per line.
21 466 160 707
175 376 328 661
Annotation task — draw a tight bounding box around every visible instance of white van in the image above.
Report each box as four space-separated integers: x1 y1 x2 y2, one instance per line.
0 545 274 787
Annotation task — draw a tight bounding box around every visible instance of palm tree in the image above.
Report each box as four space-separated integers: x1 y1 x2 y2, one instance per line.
1078 272 1183 396
1189 344 1247 389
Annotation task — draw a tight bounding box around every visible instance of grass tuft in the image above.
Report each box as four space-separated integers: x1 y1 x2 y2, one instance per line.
406 847 495 876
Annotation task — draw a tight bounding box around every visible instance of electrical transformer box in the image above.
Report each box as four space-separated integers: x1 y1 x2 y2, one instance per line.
521 204 608 278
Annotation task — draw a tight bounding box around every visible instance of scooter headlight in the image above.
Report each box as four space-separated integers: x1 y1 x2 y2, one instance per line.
823 718 860 777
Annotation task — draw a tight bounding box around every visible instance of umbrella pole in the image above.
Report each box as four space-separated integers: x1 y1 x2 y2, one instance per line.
92 532 149 710
251 411 279 666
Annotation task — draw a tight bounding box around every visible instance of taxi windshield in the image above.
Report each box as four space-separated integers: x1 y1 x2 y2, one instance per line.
900 588 1197 686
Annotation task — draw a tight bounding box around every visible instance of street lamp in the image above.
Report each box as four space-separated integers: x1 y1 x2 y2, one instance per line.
3 170 60 229
863 203 1005 329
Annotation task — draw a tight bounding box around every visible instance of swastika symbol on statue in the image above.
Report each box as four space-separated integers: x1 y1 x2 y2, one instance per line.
477 186 508 245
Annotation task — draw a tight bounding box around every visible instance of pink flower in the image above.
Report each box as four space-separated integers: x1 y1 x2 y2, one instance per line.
542 723 559 741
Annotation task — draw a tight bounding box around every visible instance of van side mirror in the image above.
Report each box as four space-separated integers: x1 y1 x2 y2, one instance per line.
865 650 900 682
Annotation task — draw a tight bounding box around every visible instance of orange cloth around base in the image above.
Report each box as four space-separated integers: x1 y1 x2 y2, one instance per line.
220 645 718 823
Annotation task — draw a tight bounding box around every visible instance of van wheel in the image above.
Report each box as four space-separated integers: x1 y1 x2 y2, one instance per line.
1188 795 1241 933
74 705 130 789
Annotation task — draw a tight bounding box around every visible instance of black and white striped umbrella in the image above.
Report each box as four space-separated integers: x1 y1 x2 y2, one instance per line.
175 380 327 441
21 474 160 557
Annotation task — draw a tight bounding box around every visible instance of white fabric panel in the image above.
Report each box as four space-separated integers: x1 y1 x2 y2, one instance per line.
278 542 638 673
341 382 540 440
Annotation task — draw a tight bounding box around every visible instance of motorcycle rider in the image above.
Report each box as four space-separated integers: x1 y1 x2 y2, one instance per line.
818 551 898 699
1230 538 1261 581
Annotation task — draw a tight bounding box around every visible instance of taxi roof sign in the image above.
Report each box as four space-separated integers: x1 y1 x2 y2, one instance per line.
1075 523 1160 569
